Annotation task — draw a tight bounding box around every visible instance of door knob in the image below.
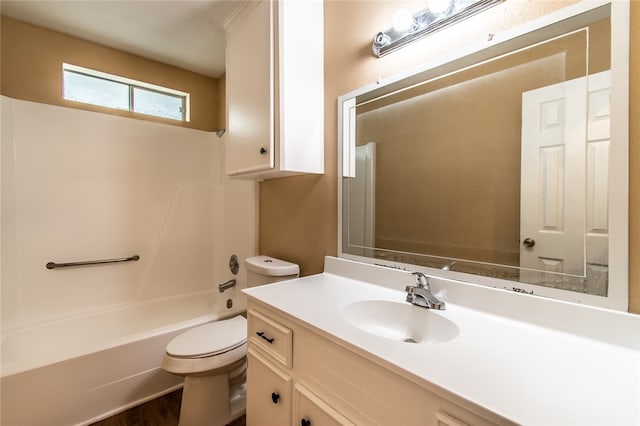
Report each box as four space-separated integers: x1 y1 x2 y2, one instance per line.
522 237 536 248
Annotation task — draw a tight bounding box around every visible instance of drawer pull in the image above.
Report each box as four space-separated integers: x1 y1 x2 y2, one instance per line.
257 331 275 343
271 392 280 404
301 419 311 426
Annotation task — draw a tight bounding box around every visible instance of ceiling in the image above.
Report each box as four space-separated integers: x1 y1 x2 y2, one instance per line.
0 1 248 78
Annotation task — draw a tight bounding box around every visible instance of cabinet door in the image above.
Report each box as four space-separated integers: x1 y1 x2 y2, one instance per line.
226 0 274 175
293 383 354 426
247 348 292 426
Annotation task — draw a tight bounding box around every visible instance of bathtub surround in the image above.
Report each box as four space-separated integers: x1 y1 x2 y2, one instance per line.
0 96 257 425
1 96 256 331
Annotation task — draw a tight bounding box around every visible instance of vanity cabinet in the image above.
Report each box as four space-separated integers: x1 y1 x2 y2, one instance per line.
293 383 355 426
246 302 509 426
247 348 292 425
224 0 324 180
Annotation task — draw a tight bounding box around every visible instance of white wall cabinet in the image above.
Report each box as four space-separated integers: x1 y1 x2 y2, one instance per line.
225 0 324 180
246 301 511 426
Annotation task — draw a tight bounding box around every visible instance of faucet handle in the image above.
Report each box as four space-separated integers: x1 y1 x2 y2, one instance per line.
411 272 429 288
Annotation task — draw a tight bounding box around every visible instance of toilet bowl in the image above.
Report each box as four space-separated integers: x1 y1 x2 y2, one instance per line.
162 315 248 426
161 255 299 426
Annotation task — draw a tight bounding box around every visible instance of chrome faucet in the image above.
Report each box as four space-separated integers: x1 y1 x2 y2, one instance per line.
218 279 236 293
405 272 446 310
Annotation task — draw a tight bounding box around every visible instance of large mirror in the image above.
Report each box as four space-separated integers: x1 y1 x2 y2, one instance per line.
338 1 629 310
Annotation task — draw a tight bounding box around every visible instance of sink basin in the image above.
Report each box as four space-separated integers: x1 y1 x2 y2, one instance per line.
341 300 459 344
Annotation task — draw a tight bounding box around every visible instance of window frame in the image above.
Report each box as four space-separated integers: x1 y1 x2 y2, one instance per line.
62 63 190 122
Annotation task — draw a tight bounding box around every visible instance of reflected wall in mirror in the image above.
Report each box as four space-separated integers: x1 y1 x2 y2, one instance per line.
339 1 629 310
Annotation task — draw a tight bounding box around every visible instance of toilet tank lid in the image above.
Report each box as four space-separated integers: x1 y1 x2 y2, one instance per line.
245 255 300 276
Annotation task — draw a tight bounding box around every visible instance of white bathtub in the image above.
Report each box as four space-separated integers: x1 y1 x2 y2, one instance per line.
0 290 245 426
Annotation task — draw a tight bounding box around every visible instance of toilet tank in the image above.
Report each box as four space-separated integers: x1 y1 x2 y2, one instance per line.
245 256 299 287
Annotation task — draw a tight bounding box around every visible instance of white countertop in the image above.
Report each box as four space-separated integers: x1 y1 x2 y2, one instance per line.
244 257 640 426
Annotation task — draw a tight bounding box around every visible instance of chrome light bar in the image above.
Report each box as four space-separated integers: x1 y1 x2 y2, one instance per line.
372 0 505 58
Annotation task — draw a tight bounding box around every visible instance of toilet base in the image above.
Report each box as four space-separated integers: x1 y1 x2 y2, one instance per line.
178 372 246 426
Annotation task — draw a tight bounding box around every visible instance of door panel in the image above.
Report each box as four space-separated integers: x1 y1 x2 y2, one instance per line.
520 77 587 281
520 71 611 288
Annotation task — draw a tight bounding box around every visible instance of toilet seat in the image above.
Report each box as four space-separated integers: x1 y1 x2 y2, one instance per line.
162 315 247 375
167 315 247 358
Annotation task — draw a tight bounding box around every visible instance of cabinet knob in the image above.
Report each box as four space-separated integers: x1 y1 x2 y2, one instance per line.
271 392 280 404
259 147 267 155
301 419 311 426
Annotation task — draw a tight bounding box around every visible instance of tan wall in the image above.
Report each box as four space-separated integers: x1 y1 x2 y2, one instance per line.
260 1 640 313
364 59 561 265
1 16 220 132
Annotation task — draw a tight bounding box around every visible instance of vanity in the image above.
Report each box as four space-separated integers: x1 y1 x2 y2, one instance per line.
244 256 640 425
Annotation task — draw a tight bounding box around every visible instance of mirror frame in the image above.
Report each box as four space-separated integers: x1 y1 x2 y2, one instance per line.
337 0 629 311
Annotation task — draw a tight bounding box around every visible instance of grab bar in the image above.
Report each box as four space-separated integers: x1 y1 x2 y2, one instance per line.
46 255 140 270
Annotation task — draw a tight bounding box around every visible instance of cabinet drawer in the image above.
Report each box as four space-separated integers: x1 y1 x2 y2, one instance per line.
294 383 355 426
247 348 292 426
248 309 293 368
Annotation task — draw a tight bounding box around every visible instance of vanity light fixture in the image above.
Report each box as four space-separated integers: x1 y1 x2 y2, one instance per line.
372 0 505 57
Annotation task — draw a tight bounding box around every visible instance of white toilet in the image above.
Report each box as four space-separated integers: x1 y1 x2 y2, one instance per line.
162 255 299 426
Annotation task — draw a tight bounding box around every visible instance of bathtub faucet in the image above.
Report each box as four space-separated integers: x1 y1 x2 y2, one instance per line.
218 279 236 293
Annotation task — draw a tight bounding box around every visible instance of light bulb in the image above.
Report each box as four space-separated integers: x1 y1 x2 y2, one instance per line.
428 0 452 14
392 8 415 32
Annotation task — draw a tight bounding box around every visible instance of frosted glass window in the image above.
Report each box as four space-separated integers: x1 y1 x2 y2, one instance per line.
133 87 184 121
63 70 130 111
62 64 189 122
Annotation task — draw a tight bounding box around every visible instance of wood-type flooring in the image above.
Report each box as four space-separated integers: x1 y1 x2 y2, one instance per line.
90 389 246 426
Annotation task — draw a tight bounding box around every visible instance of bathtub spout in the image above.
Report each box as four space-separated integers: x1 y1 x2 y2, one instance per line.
218 279 236 293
